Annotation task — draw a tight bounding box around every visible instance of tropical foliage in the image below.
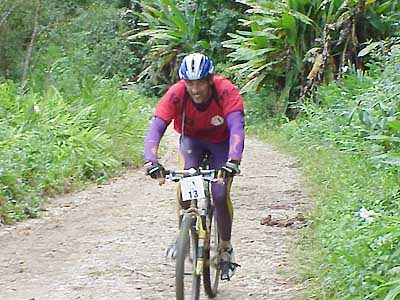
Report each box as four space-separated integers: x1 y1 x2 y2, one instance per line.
125 0 245 93
264 41 400 299
126 0 205 90
222 0 400 117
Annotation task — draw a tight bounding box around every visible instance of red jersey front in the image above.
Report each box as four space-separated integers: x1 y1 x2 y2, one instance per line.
154 75 244 143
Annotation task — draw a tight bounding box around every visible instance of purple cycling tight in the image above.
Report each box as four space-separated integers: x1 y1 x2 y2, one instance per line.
179 136 233 241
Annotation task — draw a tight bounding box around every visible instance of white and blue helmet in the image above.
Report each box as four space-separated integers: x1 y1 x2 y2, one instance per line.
178 53 214 80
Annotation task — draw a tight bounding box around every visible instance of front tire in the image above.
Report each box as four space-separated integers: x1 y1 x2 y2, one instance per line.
175 214 200 300
203 207 220 298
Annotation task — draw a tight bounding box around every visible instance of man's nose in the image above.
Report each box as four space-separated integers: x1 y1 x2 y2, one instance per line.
191 83 200 93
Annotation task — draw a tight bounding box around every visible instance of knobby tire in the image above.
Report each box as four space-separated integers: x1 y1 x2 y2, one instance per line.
203 207 220 298
175 214 200 300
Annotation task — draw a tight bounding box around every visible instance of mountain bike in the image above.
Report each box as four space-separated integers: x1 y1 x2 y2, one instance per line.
165 159 221 300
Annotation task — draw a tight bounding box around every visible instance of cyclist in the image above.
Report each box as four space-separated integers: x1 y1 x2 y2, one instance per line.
143 53 245 280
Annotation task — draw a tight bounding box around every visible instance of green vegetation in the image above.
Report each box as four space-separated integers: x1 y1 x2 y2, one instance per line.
1 0 400 298
223 0 399 117
126 0 245 93
246 42 399 299
0 1 153 223
1 0 136 82
0 79 151 223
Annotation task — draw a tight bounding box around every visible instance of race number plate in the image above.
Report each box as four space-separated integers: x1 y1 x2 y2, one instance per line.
180 176 205 201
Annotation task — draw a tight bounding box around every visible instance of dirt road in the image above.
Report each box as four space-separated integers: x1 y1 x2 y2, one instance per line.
0 131 308 300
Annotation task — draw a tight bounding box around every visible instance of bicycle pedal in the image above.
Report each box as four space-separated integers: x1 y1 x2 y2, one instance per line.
219 261 241 281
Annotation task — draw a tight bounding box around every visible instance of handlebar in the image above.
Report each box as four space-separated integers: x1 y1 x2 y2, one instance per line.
165 168 217 183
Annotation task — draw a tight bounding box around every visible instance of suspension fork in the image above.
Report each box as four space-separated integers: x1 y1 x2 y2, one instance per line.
195 214 207 275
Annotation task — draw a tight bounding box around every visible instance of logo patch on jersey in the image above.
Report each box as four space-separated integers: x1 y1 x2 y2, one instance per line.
211 115 224 126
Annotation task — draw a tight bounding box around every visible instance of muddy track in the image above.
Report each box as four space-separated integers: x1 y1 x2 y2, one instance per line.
0 130 308 300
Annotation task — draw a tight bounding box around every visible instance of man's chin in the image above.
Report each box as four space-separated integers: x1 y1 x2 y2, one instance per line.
192 96 206 104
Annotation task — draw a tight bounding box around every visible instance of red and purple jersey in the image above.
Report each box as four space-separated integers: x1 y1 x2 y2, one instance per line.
154 75 244 143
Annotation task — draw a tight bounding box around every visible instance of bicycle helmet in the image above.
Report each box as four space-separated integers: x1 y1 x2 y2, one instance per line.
178 53 214 80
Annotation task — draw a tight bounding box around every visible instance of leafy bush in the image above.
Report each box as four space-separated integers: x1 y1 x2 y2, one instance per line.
0 0 131 83
126 0 207 91
242 84 285 132
222 0 400 118
296 44 400 167
124 0 246 95
0 80 152 223
30 2 139 93
207 6 245 62
267 43 400 299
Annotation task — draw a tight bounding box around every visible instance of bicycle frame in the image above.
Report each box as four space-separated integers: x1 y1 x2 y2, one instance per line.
166 166 221 299
166 168 216 276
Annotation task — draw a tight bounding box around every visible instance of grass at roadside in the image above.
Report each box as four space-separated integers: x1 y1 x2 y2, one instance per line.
0 2 155 224
245 49 400 299
267 129 399 299
0 80 154 223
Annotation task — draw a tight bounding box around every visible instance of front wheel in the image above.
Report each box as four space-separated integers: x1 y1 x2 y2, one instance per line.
203 207 220 298
175 214 200 300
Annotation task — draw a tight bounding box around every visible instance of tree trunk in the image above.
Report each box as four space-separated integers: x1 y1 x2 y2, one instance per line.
20 0 40 94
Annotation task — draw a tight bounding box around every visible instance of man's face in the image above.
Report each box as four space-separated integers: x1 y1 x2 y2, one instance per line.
184 77 212 104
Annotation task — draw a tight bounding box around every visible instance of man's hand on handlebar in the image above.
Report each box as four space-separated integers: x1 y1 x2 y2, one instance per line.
144 161 166 185
145 159 240 185
217 160 240 184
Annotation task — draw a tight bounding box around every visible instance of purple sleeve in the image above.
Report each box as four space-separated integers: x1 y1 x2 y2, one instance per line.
143 116 169 162
226 111 245 161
